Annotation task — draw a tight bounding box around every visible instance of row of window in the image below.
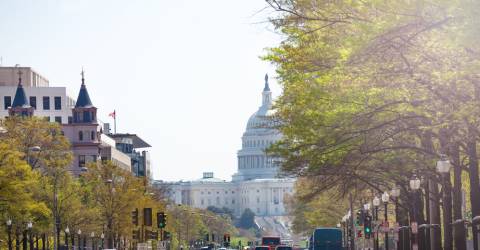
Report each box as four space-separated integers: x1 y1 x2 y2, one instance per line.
242 139 275 148
238 155 277 169
200 197 235 206
200 190 235 195
3 96 62 110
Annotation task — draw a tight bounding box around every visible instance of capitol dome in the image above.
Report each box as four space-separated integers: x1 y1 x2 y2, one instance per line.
232 74 282 182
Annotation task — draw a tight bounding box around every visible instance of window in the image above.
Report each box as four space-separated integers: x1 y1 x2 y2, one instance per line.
29 96 36 109
79 155 85 168
42 96 50 110
54 116 62 123
232 199 235 204
79 131 83 141
257 197 260 203
44 116 50 122
91 155 97 162
54 96 61 110
216 197 220 205
68 116 73 124
201 199 204 205
257 208 260 214
4 96 11 109
91 131 95 140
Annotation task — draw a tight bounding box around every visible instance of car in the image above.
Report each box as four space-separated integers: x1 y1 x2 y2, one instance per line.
255 247 271 250
275 246 292 250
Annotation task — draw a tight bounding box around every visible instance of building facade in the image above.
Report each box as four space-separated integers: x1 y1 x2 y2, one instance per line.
0 66 148 176
155 75 295 217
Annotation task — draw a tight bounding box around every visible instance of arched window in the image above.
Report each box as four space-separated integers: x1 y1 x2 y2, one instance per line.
78 131 83 141
91 131 95 140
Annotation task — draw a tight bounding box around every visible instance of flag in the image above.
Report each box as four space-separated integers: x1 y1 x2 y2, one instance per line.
109 110 116 119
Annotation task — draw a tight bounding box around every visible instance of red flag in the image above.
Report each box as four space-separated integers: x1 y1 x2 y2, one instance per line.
109 110 116 119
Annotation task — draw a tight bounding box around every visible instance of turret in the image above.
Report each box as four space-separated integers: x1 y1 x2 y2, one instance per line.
72 70 97 123
8 70 34 117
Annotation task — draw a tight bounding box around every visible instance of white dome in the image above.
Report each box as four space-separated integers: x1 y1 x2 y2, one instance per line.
246 105 276 130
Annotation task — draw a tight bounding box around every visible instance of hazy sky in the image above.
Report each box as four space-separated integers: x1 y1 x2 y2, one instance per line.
0 0 282 181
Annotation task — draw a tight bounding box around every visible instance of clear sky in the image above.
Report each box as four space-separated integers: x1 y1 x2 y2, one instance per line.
0 0 282 181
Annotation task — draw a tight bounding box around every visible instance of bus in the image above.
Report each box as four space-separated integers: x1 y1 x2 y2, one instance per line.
261 236 281 250
309 228 342 250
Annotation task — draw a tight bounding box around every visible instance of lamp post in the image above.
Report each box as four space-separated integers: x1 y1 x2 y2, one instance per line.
91 232 95 250
373 196 380 250
6 219 12 250
101 232 105 250
410 175 421 250
382 191 390 250
437 157 453 250
65 226 70 249
27 222 33 250
77 229 82 250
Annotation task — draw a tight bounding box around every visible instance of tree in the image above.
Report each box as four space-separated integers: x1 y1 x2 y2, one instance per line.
238 209 256 229
264 1 480 248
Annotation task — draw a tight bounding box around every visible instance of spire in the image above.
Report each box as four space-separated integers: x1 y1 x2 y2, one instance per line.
263 73 270 92
75 69 94 108
11 70 30 108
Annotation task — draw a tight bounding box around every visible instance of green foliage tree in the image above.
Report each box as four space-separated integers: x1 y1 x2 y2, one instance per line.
238 209 256 229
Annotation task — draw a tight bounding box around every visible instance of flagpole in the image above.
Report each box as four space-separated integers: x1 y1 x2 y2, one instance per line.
114 109 117 134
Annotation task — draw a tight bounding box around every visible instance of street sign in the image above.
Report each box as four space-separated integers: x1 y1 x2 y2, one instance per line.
411 222 418 234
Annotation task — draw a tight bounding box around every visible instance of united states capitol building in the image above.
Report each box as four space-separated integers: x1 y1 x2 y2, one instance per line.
155 75 295 217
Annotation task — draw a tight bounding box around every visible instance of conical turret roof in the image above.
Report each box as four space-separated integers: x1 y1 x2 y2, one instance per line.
75 71 94 108
12 80 30 108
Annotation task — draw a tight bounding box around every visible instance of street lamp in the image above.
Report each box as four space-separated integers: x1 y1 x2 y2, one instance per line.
373 196 380 250
77 229 82 250
6 219 12 250
65 226 70 249
410 175 421 249
101 232 105 250
27 221 33 250
91 232 95 250
382 191 390 250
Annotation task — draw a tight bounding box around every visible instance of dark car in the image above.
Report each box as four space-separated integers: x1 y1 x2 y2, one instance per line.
275 246 293 250
255 247 271 250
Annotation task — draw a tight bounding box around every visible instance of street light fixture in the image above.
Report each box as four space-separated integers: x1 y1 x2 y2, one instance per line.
382 191 390 250
373 196 381 250
27 222 33 250
78 229 82 250
391 186 400 198
364 203 371 211
101 232 105 249
6 219 12 250
65 226 70 249
410 175 421 191
436 157 451 174
91 232 95 250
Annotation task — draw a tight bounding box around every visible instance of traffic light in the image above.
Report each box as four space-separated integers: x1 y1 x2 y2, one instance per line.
163 231 171 241
356 210 364 226
205 233 210 241
212 233 215 242
145 230 158 240
364 214 372 239
132 230 140 240
157 212 167 228
357 229 363 238
132 209 139 226
144 208 153 226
